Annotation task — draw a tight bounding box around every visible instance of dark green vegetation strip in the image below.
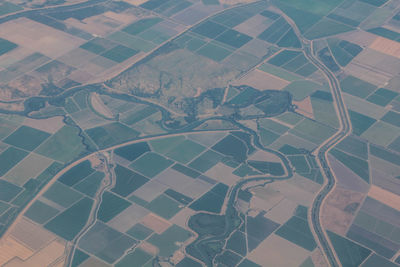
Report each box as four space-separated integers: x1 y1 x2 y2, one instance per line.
368 27 400 42
361 254 399 267
275 208 317 251
112 165 149 197
366 88 398 107
97 191 131 222
381 111 400 128
44 197 94 241
0 37 17 56
58 160 94 186
24 200 59 224
0 180 22 202
189 183 229 213
370 144 400 166
348 110 376 136
114 141 150 161
122 17 163 35
0 147 28 177
327 230 371 267
330 149 369 183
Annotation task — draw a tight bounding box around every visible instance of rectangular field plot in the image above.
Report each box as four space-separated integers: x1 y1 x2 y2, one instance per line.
24 200 60 224
44 197 93 241
290 119 336 144
78 221 137 264
3 126 50 151
43 181 83 208
130 152 173 178
35 125 87 163
97 191 131 223
0 147 28 177
112 165 149 197
85 122 139 148
122 17 163 35
361 121 399 147
100 45 138 63
196 43 233 62
340 75 377 98
4 153 53 186
107 31 156 52
0 179 22 202
148 224 192 257
366 88 398 106
58 160 94 187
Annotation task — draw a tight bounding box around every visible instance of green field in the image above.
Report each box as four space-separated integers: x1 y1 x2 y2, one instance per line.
148 224 192 257
130 152 173 178
44 197 94 241
112 165 149 196
348 110 376 136
327 230 371 267
35 125 86 163
0 147 28 177
122 17 163 35
97 191 131 222
0 179 22 202
189 183 228 213
330 149 369 182
58 160 94 187
24 200 60 224
101 45 138 63
86 122 139 148
188 150 223 172
341 76 377 98
43 182 83 208
165 139 205 164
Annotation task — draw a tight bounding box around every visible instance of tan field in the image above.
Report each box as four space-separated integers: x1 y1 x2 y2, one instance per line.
248 234 309 267
293 96 314 119
90 93 114 119
0 18 85 58
369 36 400 59
3 239 65 267
139 242 159 256
122 0 149 5
233 69 290 91
141 213 171 234
0 237 33 266
368 185 400 211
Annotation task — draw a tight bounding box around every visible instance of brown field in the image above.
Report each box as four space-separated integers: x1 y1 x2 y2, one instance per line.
0 18 85 58
233 69 290 91
23 116 64 134
139 242 159 256
293 96 314 119
248 234 309 267
141 213 171 234
4 239 65 267
368 185 400 211
90 92 114 119
0 237 33 266
321 186 365 235
369 36 400 59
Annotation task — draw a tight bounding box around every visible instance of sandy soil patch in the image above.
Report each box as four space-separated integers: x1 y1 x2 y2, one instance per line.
103 11 137 24
233 69 290 91
139 241 159 256
4 239 65 267
369 36 400 59
248 234 309 267
205 163 239 186
220 0 257 4
368 185 400 212
10 219 56 251
141 213 171 234
321 186 365 234
0 18 85 58
0 237 33 266
90 92 114 119
123 0 149 5
65 15 119 37
23 115 64 134
293 96 314 119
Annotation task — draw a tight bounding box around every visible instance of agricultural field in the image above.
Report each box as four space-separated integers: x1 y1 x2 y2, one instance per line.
0 0 400 266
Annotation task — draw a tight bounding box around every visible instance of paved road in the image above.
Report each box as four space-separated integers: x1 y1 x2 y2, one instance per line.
272 7 352 267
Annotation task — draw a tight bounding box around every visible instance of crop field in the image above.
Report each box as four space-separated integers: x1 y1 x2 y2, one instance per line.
1 0 400 266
